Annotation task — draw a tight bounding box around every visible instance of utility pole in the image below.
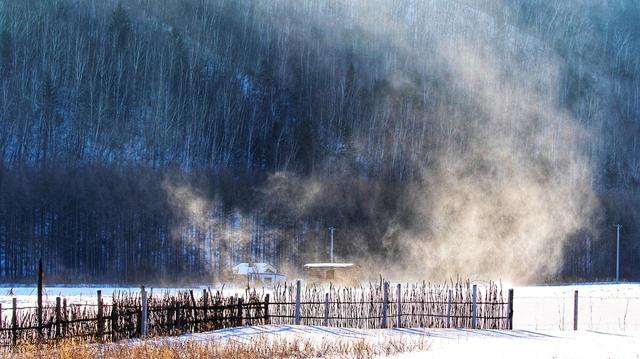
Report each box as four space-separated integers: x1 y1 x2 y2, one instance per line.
615 224 621 283
329 227 336 263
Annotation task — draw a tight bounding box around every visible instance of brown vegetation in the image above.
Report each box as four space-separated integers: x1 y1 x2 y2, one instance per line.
6 335 429 359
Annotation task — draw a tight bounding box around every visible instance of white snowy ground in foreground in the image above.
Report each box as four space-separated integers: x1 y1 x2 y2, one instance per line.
153 324 640 359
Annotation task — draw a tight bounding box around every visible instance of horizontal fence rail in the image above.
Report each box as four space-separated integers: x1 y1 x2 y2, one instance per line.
0 279 513 348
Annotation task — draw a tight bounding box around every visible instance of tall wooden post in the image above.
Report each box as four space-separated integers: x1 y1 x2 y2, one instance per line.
573 290 579 331
447 289 452 328
189 289 197 326
37 258 43 338
396 283 402 328
237 298 244 327
323 293 329 326
295 280 301 325
264 294 270 325
507 289 514 330
0 304 2 329
471 284 477 329
62 298 68 337
97 290 104 340
381 281 389 328
111 302 119 342
12 298 17 346
55 297 62 338
203 289 209 324
141 286 148 337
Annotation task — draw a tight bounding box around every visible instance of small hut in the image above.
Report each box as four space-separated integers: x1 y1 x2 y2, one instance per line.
303 263 360 286
231 263 286 286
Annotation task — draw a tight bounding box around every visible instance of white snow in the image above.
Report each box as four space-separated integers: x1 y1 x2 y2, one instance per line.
1 282 639 357
513 283 640 331
145 325 640 359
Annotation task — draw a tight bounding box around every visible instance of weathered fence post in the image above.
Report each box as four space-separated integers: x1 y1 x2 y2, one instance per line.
396 283 402 328
189 289 197 330
62 298 68 337
55 297 62 338
97 290 104 340
12 297 17 346
237 298 244 327
447 289 452 328
111 302 119 342
323 293 329 326
174 298 183 331
295 280 301 325
228 297 235 328
141 286 148 337
471 284 477 329
573 290 578 331
382 281 389 329
264 294 270 325
507 289 514 330
203 289 209 324
37 258 43 338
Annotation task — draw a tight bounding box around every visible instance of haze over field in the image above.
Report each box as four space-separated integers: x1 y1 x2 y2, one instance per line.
0 0 639 283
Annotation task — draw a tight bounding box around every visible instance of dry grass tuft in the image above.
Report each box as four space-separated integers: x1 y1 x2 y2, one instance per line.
5 335 429 359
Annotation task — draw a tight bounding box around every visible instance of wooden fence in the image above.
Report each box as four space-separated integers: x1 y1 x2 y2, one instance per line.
269 279 513 329
0 280 513 348
0 287 268 347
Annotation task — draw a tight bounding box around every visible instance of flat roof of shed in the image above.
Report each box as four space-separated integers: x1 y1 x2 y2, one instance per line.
303 263 356 268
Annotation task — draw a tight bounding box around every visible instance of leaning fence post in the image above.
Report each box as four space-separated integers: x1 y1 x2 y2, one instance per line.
323 293 329 326
264 294 270 325
97 290 104 340
396 283 402 328
507 289 514 330
382 281 389 329
12 297 17 346
55 297 62 338
295 280 301 325
471 284 477 329
141 286 148 337
573 290 578 331
447 289 452 328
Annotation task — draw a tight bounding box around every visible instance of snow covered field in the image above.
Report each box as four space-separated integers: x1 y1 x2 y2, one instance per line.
1 283 639 358
143 325 640 359
513 283 640 331
1 282 639 331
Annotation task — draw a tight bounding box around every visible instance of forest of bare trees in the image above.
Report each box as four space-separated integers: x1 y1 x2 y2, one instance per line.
0 0 638 283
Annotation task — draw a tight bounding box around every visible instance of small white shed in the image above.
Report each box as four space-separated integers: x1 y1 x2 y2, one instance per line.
231 262 285 285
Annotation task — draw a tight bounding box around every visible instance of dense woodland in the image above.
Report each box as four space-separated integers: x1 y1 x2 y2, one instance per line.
0 0 639 283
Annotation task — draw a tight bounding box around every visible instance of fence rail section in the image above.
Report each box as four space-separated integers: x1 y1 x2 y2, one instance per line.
0 279 512 348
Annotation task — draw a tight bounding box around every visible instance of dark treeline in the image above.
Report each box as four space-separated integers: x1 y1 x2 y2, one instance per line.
0 0 639 283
